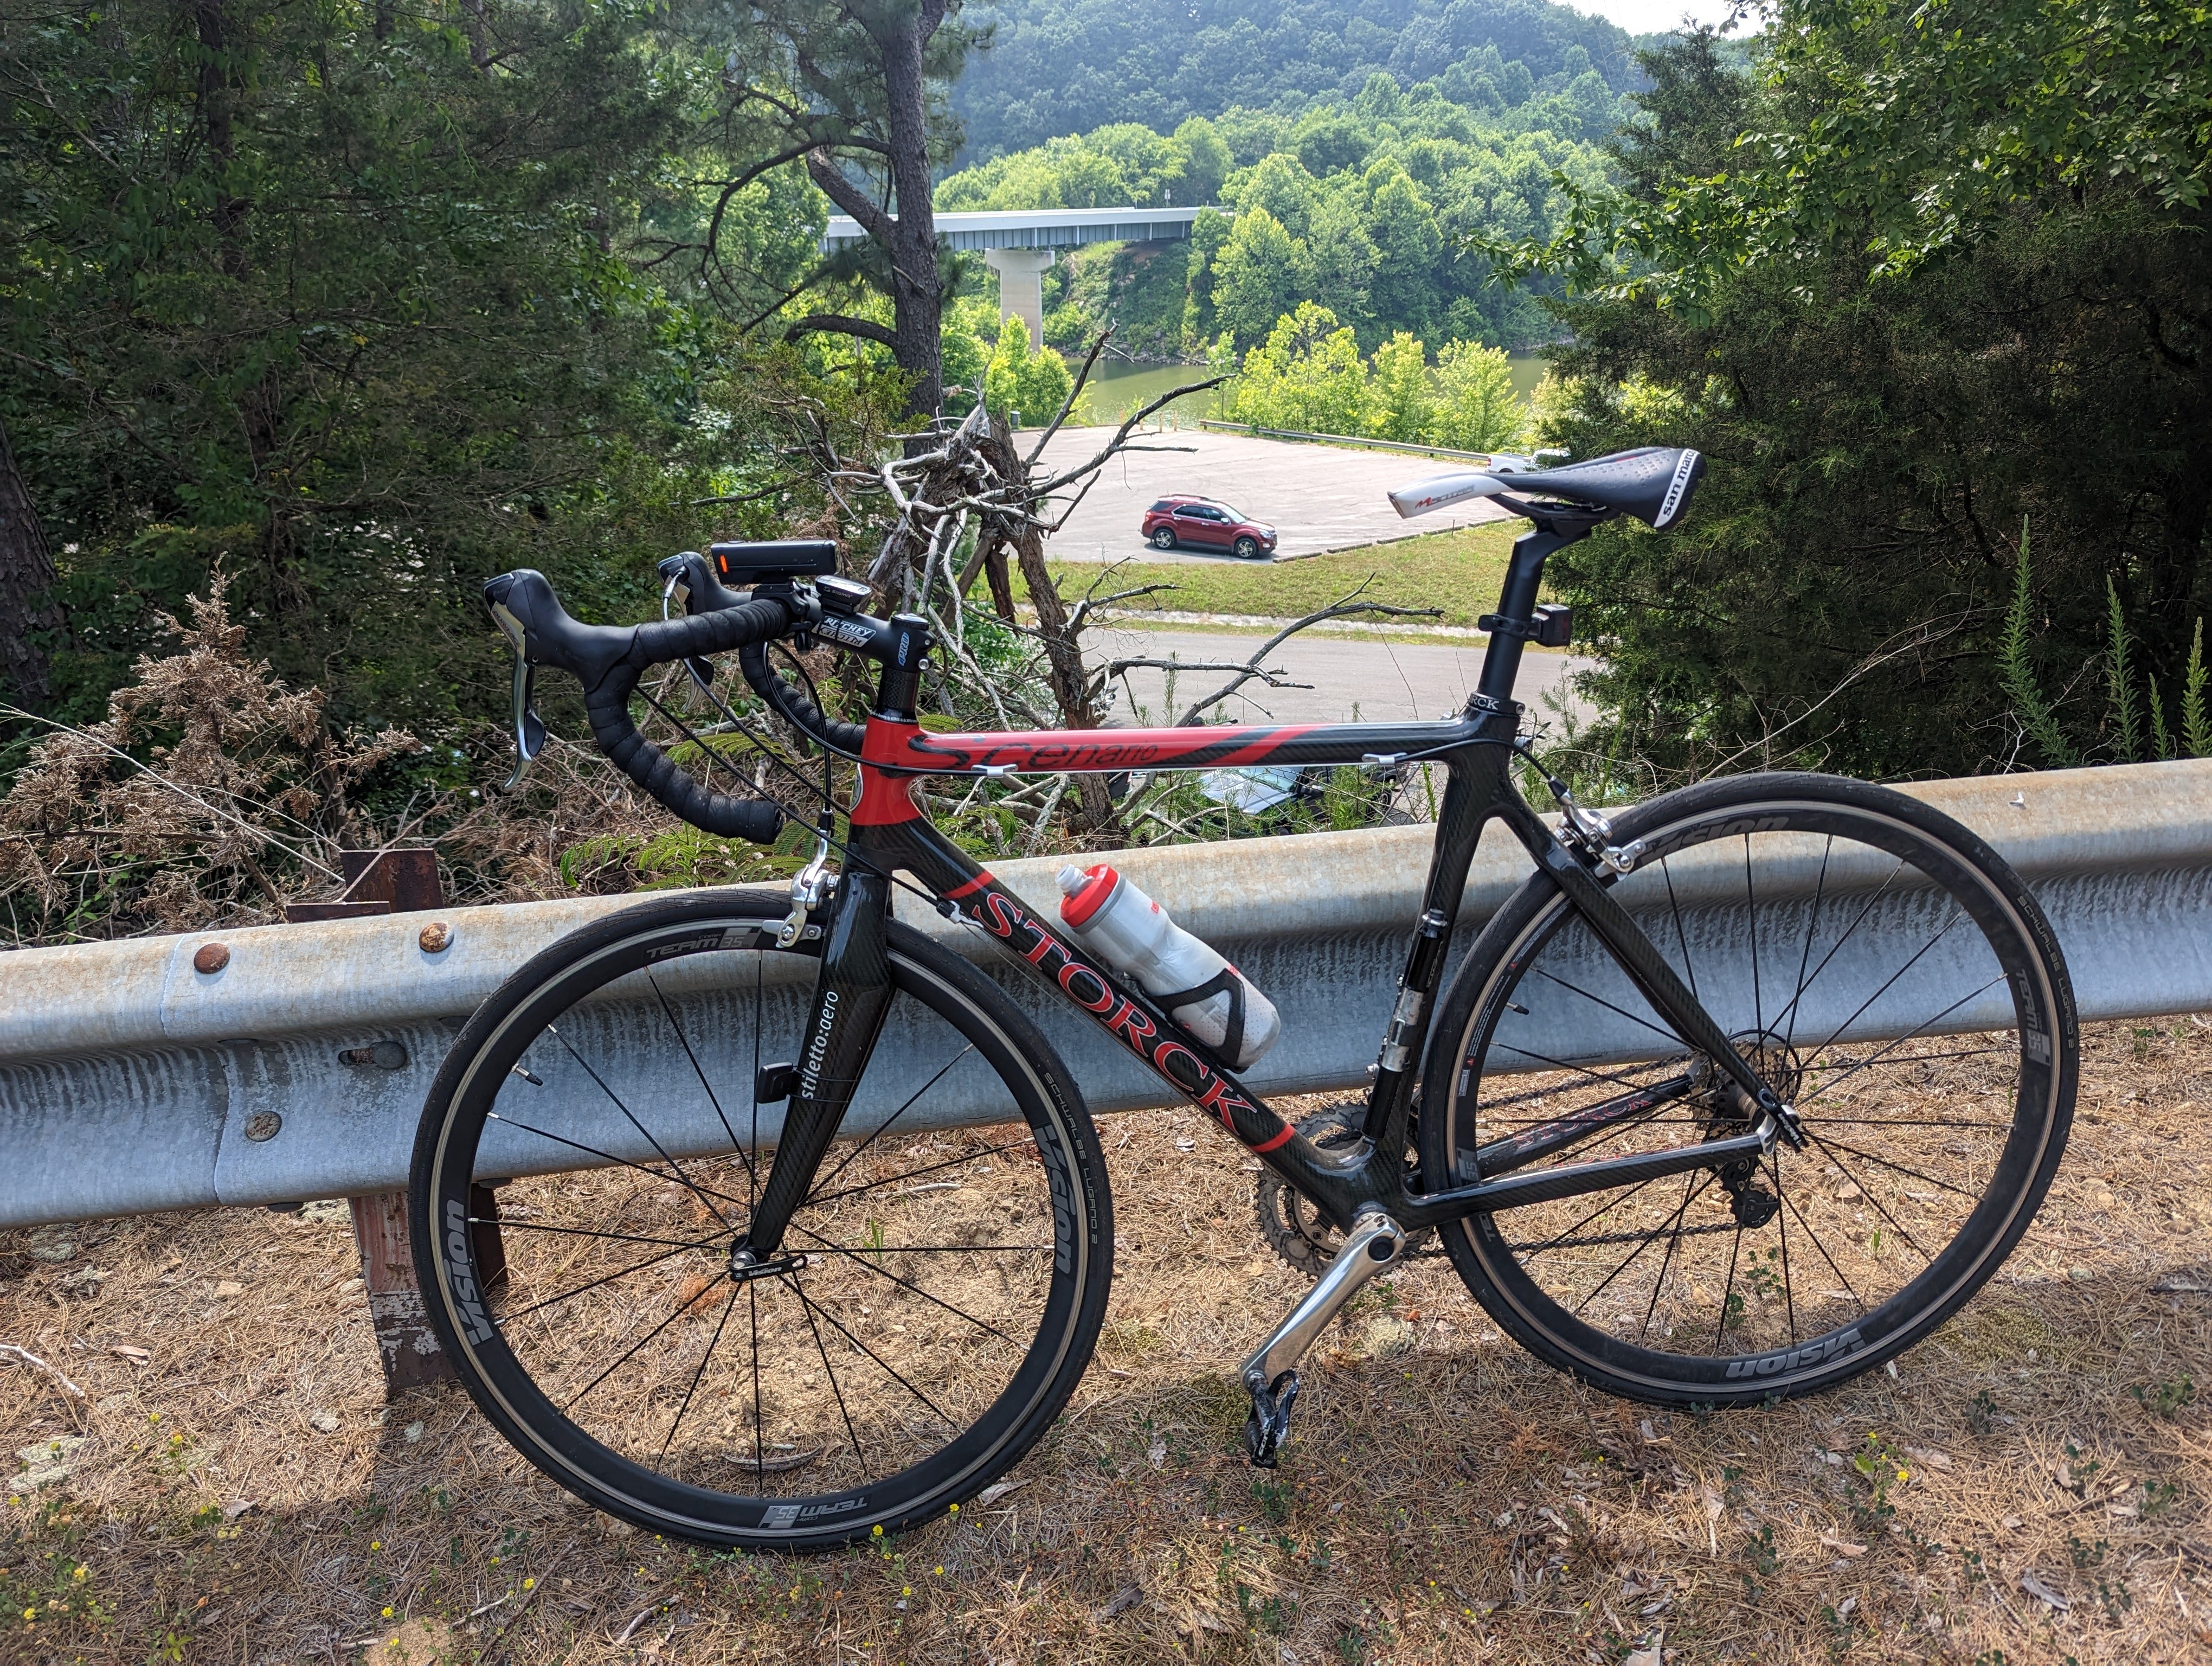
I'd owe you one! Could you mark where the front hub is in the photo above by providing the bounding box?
[728,1243,807,1282]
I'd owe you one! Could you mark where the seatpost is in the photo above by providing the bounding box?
[1473,529,1559,705]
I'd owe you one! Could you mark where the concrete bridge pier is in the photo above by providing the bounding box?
[985,247,1055,349]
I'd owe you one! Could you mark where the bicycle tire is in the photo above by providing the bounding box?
[410,890,1113,1549]
[1418,773,2076,1405]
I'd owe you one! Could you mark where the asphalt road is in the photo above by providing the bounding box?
[1082,626,1592,727]
[1032,426,1510,564]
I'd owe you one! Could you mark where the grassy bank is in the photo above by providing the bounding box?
[1023,521,1522,630]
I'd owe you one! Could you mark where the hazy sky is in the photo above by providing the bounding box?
[1570,0,1747,34]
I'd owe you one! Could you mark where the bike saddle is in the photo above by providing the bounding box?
[1390,445,1705,530]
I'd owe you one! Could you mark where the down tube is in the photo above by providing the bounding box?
[863,818,1302,1157]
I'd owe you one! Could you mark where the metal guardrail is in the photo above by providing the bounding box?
[4,762,2209,1232]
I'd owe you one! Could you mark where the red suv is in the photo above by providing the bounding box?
[1141,496,1277,559]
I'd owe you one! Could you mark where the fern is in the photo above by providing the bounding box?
[2185,618,2209,759]
[2149,680,2172,760]
[1998,524,2075,766]
[2105,575,2144,762]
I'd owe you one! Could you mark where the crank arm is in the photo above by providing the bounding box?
[1399,1120,1777,1230]
[1241,1211,1408,1395]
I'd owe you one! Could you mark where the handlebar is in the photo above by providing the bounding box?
[483,568,796,843]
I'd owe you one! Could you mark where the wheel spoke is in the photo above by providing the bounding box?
[1517,1172,1668,1261]
[790,1226,1025,1344]
[1810,1132,1938,1265]
[748,1281,765,1493]
[1639,1172,1709,1338]
[471,1217,721,1254]
[662,1280,741,1462]
[1661,855,1699,1005]
[1798,909,1973,1071]
[1762,855,1909,1041]
[1573,1170,1710,1317]
[493,1237,719,1330]
[546,1023,732,1228]
[485,1110,750,1216]
[1527,966,1683,1047]
[800,1137,1036,1212]
[1771,1148,1797,1344]
[1744,833,1762,1034]
[1810,1131,1979,1199]
[562,1278,712,1413]
[1776,1182,1866,1316]
[804,1042,979,1204]
[651,971,759,1197]
[784,1274,870,1482]
[1782,836,1833,1053]
[1794,977,2009,1109]
[786,1271,957,1432]
[1714,1224,1745,1353]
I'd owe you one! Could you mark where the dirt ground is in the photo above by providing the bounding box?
[5,1017,2210,1666]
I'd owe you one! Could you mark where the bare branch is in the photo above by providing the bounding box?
[1031,374,1231,495]
[1171,589,1444,726]
[1025,328,1114,465]
[786,313,899,349]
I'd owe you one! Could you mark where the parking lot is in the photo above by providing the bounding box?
[1032,426,1512,564]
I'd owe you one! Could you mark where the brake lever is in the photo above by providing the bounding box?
[659,558,718,696]
[501,656,548,793]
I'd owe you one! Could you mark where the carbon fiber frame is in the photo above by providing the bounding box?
[739,522,1788,1254]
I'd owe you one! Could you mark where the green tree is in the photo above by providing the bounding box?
[1181,209,1232,343]
[1229,303,1368,436]
[0,0,810,727]
[982,317,1073,425]
[1519,16,2212,777]
[1365,333,1434,443]
[725,0,984,416]
[1211,210,1310,348]
[1173,116,1232,204]
[1429,340,1523,451]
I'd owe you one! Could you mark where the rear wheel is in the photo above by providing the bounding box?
[1150,527,1178,549]
[1419,774,2075,1405]
[411,891,1113,1548]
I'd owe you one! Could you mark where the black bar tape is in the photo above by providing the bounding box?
[579,599,796,843]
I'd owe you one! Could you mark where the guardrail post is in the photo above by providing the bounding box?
[348,1191,450,1393]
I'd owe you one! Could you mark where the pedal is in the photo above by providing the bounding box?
[1243,1370,1300,1468]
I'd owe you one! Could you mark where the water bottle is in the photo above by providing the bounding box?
[1056,864,1282,1069]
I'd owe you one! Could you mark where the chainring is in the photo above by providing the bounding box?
[1255,1102,1436,1275]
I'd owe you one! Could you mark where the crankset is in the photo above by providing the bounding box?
[1256,1103,1436,1273]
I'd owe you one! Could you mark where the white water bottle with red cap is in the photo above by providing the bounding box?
[1056,864,1282,1069]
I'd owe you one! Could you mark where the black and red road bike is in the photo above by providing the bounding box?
[410,447,2076,1549]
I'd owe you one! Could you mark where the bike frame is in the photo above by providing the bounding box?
[742,524,1793,1258]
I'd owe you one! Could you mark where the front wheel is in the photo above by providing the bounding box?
[410,890,1113,1549]
[1419,773,2076,1406]
[1232,535,1262,560]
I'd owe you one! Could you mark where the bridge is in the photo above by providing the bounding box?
[822,204,1224,345]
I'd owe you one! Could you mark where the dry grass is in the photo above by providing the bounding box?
[5,1017,2211,1666]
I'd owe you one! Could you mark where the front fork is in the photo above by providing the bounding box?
[740,867,896,1259]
